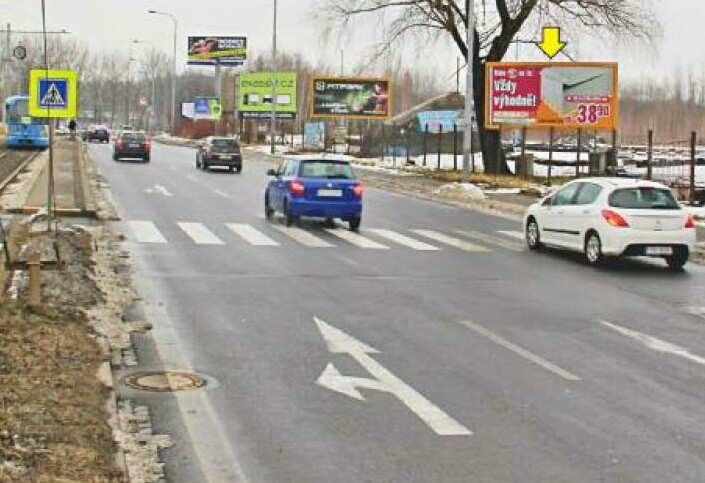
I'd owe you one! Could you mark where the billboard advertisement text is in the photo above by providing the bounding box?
[312,77,390,120]
[239,72,297,119]
[188,36,247,66]
[485,62,618,130]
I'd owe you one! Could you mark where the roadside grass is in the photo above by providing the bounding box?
[0,300,122,482]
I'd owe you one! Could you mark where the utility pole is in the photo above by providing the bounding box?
[462,0,475,183]
[270,0,278,154]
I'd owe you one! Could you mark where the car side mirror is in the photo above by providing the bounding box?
[542,196,553,207]
[266,168,278,177]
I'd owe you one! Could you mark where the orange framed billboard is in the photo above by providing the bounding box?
[311,77,391,120]
[485,62,618,130]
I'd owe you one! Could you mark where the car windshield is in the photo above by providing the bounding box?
[608,187,680,210]
[211,139,237,150]
[299,161,354,179]
[121,133,146,142]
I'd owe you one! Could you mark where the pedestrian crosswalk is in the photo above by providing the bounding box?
[125,220,526,254]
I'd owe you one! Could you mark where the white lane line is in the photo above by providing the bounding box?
[458,320,581,381]
[497,230,525,241]
[127,221,168,244]
[214,189,232,199]
[367,229,440,251]
[410,230,490,252]
[455,230,523,252]
[154,185,173,197]
[226,223,280,246]
[324,229,390,249]
[599,320,705,366]
[270,225,335,248]
[177,222,225,245]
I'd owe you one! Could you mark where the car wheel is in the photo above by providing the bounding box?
[112,154,118,161]
[144,157,150,163]
[236,166,242,174]
[265,192,275,221]
[324,218,335,228]
[284,200,297,227]
[349,216,361,232]
[526,217,542,250]
[203,163,209,171]
[666,248,688,271]
[229,166,235,173]
[584,231,604,266]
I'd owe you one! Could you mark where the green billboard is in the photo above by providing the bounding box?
[239,72,297,119]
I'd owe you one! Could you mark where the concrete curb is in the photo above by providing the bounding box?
[11,150,48,210]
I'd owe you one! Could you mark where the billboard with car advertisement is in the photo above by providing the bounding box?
[311,77,391,120]
[238,72,297,119]
[485,62,618,130]
[187,36,247,66]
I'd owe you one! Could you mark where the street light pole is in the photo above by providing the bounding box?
[148,10,177,135]
[462,0,475,183]
[270,0,278,155]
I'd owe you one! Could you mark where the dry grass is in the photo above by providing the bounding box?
[0,222,29,289]
[0,300,123,482]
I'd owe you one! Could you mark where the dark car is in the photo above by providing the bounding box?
[265,158,363,231]
[86,124,110,143]
[196,137,242,173]
[113,132,151,162]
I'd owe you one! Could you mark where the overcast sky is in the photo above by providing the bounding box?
[1,0,703,88]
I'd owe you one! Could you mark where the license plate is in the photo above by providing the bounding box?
[645,246,672,256]
[129,143,140,148]
[218,154,231,160]
[318,189,342,197]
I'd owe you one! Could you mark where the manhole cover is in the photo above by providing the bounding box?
[124,371,206,392]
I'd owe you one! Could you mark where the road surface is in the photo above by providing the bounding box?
[91,141,705,483]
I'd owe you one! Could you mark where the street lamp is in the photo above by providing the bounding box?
[148,9,177,135]
[462,0,475,182]
[270,0,278,155]
[126,57,137,126]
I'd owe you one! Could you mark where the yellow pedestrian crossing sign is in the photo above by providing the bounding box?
[29,69,77,118]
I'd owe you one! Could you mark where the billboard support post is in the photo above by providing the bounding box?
[646,129,653,180]
[437,125,443,170]
[453,124,458,171]
[611,128,617,174]
[423,124,428,167]
[548,127,554,186]
[462,0,474,183]
[576,128,582,178]
[270,0,278,154]
[520,126,527,178]
[690,131,696,206]
[214,61,221,135]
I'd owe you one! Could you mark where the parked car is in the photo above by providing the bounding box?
[524,178,696,270]
[86,124,110,143]
[196,137,243,173]
[265,158,363,231]
[113,131,151,162]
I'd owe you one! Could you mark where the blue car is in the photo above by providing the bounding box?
[265,158,363,231]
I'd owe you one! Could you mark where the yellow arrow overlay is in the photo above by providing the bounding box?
[537,26,566,59]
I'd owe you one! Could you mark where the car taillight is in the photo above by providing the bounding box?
[602,209,629,228]
[353,182,364,198]
[685,214,696,229]
[115,139,122,148]
[143,141,151,150]
[289,179,305,196]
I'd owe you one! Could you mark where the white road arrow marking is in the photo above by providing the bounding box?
[144,185,173,197]
[314,316,472,436]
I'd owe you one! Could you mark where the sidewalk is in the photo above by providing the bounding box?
[20,139,95,216]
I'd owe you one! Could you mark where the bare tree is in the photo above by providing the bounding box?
[320,0,657,173]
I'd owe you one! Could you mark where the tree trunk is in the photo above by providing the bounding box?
[473,56,511,175]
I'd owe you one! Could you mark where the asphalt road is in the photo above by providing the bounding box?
[90,141,705,483]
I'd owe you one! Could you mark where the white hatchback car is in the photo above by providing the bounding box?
[524,178,696,270]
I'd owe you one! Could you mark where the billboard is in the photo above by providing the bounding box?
[417,110,461,133]
[239,72,297,119]
[485,62,618,130]
[193,97,221,120]
[187,36,247,66]
[304,122,325,150]
[311,77,390,120]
